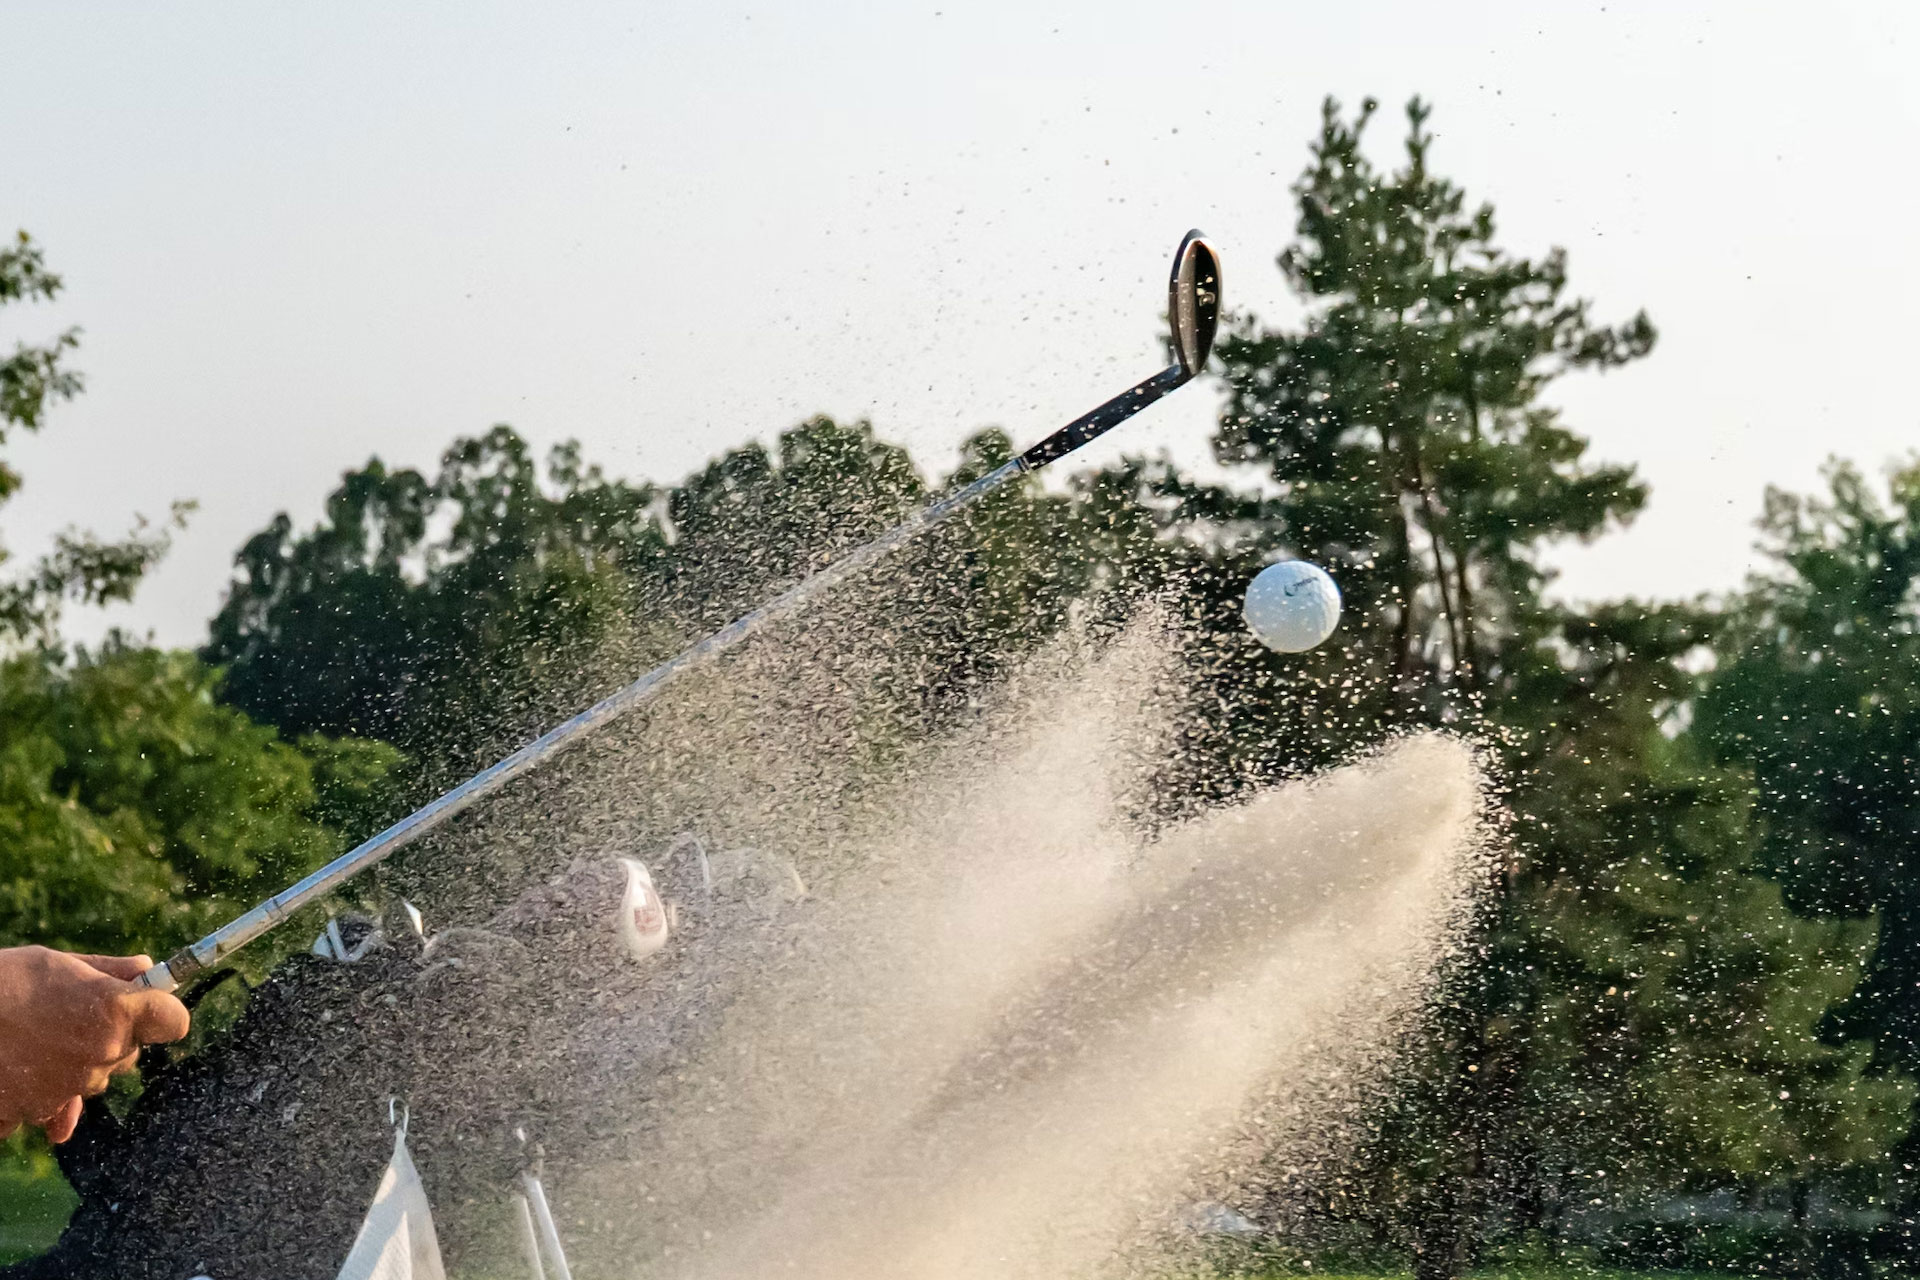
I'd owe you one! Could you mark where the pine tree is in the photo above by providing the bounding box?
[1213,96,1650,712]
[1698,459,1920,1254]
[1190,98,1904,1276]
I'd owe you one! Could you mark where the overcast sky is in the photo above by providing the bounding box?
[5,1,1916,647]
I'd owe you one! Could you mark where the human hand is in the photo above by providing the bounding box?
[0,947,191,1143]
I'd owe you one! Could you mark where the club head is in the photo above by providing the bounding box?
[1169,230,1221,379]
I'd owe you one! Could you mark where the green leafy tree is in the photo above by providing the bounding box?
[207,426,661,778]
[0,233,400,962]
[0,643,398,957]
[1698,459,1920,1248]
[1174,98,1904,1277]
[206,415,1099,783]
[0,232,178,646]
[1498,605,1908,1254]
[1212,96,1650,713]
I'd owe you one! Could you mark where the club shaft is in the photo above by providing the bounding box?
[512,1193,548,1280]
[1018,364,1185,470]
[139,363,1186,992]
[522,1174,574,1280]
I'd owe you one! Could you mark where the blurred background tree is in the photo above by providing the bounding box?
[1211,95,1650,715]
[0,231,399,962]
[1104,99,1906,1279]
[0,644,398,957]
[204,427,658,782]
[0,231,174,646]
[1698,459,1920,1260]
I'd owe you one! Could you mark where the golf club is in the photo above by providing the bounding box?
[138,229,1222,993]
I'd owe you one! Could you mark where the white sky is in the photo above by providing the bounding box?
[4,1,1916,648]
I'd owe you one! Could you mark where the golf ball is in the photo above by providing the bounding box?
[1243,559,1342,653]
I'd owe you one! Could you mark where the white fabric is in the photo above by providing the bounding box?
[335,1130,447,1280]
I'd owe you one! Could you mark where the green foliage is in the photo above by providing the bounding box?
[1180,98,1904,1270]
[1485,600,1909,1190]
[0,641,400,957]
[665,413,925,621]
[0,1131,77,1263]
[1509,692,1909,1189]
[1698,459,1920,932]
[0,231,82,442]
[1213,97,1650,703]
[1695,460,1920,1212]
[206,414,1118,789]
[206,426,658,776]
[0,234,402,970]
[0,231,180,647]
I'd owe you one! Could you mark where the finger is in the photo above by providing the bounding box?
[42,1097,82,1145]
[108,1048,140,1077]
[121,988,191,1045]
[75,954,153,980]
[82,1068,113,1098]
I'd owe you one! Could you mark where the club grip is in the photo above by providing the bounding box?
[136,961,179,993]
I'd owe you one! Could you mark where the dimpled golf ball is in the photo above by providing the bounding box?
[1243,559,1342,653]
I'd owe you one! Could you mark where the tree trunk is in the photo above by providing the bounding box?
[1389,501,1420,698]
[1790,1176,1815,1279]
[1383,427,1423,708]
[1411,1196,1464,1280]
[1410,441,1462,679]
[1455,365,1483,682]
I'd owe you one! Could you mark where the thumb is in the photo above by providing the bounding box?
[120,988,191,1046]
[42,1097,82,1145]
